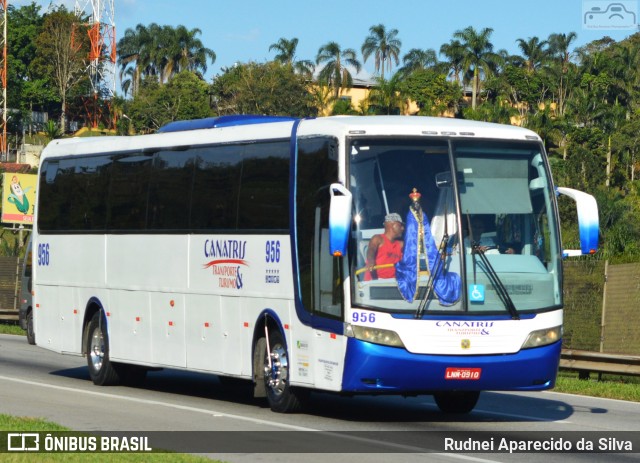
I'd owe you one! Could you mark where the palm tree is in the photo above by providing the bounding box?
[398,48,437,77]
[361,24,402,80]
[516,36,549,72]
[316,42,362,98]
[117,23,162,95]
[548,32,578,116]
[269,37,314,77]
[117,24,215,95]
[367,75,406,115]
[439,39,465,85]
[43,119,62,141]
[119,66,135,98]
[611,44,640,117]
[453,26,502,110]
[269,37,299,64]
[548,32,577,71]
[164,25,216,78]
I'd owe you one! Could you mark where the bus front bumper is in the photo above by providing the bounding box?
[342,337,561,393]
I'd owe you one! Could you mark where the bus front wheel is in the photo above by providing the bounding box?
[263,329,307,413]
[434,391,480,414]
[86,311,121,386]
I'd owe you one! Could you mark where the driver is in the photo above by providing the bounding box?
[364,213,405,280]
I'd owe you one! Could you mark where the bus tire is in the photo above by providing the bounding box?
[434,391,480,414]
[263,329,307,413]
[26,309,35,345]
[86,311,121,386]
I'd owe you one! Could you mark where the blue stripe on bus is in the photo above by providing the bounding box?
[342,337,561,393]
[157,115,297,133]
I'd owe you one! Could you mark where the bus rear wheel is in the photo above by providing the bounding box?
[86,311,121,386]
[26,310,35,345]
[434,391,480,414]
[263,329,307,413]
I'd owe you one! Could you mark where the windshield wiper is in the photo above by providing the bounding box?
[472,245,520,320]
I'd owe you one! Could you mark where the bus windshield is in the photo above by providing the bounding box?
[349,137,561,315]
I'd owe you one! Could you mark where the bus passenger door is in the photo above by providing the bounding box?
[295,137,345,391]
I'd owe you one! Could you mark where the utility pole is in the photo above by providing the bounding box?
[74,0,116,130]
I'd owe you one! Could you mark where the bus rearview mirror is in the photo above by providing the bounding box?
[329,183,352,257]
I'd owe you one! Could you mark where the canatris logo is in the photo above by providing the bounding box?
[203,239,248,289]
[435,320,494,336]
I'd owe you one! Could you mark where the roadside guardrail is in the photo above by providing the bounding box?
[560,349,640,378]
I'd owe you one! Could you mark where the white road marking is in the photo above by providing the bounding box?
[0,374,314,431]
[0,374,504,461]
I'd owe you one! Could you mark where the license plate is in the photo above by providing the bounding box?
[445,367,482,380]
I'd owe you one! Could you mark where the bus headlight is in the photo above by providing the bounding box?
[521,325,562,349]
[345,323,405,348]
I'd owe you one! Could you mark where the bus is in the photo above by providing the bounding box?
[32,115,598,413]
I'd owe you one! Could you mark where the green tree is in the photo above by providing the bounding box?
[269,37,298,64]
[7,3,46,108]
[117,23,215,95]
[439,39,465,85]
[316,42,362,98]
[398,69,462,116]
[128,71,210,133]
[211,61,317,117]
[125,76,162,132]
[462,101,515,124]
[453,26,502,110]
[268,37,314,77]
[564,127,608,190]
[547,32,578,116]
[163,25,216,79]
[361,24,402,80]
[117,23,158,96]
[32,6,90,132]
[43,119,62,141]
[397,48,437,78]
[498,65,552,124]
[6,3,58,137]
[367,75,406,115]
[590,186,640,261]
[331,98,359,115]
[612,116,640,183]
[309,82,335,116]
[515,36,549,72]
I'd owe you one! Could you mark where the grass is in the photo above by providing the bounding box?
[554,370,640,402]
[0,322,24,336]
[0,415,220,462]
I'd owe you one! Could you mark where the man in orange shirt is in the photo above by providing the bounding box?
[365,213,405,280]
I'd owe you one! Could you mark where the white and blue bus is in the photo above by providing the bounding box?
[32,115,598,413]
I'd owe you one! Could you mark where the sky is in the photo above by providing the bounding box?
[12,0,640,86]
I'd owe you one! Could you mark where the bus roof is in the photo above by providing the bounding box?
[40,116,542,161]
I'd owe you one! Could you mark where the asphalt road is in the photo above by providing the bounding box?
[1,333,639,462]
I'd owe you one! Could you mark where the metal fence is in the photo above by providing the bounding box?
[563,260,606,352]
[0,256,22,321]
[552,259,640,356]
